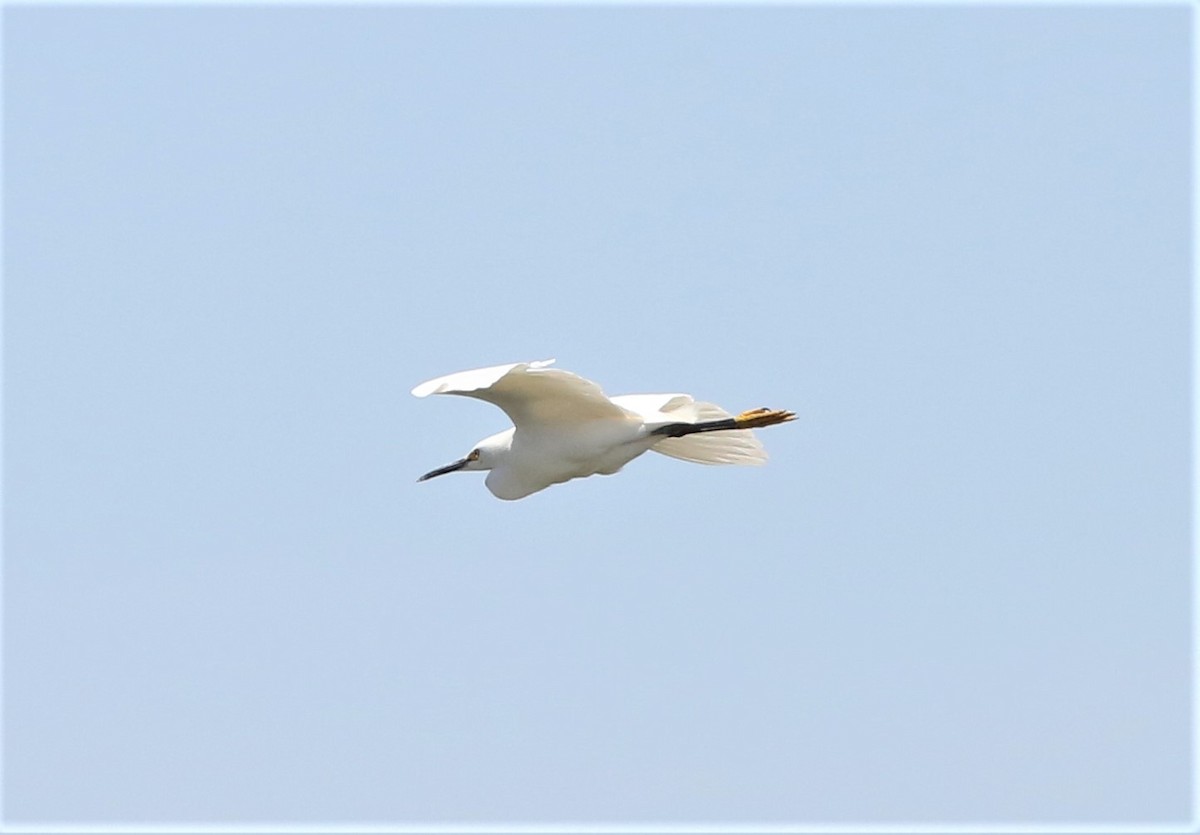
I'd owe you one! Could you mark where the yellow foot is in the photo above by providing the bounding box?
[733,407,797,429]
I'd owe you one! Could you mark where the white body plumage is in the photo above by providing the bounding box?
[412,359,793,500]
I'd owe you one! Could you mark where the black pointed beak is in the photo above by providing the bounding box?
[418,457,469,482]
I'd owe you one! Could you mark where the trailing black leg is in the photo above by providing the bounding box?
[651,408,795,439]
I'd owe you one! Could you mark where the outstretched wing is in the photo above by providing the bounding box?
[411,359,632,429]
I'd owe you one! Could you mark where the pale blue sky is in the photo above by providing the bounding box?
[3,3,1193,827]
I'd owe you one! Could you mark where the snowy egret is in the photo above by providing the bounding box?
[412,359,795,500]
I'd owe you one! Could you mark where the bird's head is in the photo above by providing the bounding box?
[417,429,512,482]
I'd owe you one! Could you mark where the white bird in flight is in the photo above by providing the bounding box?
[412,359,795,500]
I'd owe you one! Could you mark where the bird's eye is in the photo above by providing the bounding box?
[468,449,481,461]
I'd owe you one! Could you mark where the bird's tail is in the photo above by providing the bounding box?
[615,396,767,466]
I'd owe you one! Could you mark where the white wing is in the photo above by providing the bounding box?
[411,359,632,428]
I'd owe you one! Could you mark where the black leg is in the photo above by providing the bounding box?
[651,408,795,438]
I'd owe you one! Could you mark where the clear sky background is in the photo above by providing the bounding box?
[3,4,1193,828]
